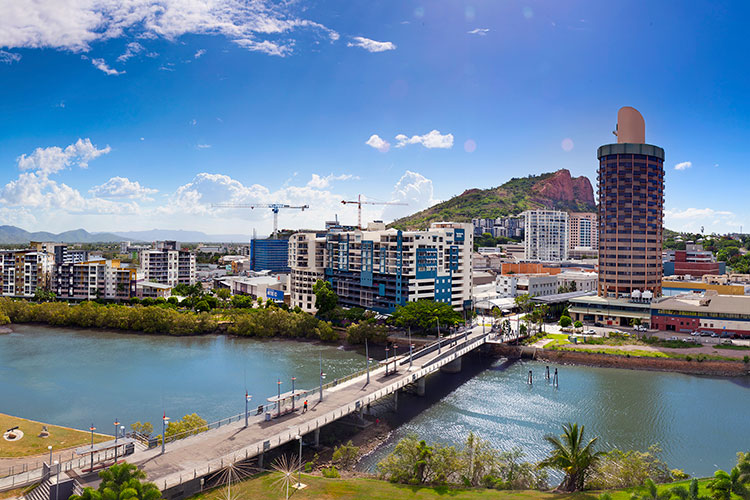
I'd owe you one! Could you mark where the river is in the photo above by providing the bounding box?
[1,326,748,478]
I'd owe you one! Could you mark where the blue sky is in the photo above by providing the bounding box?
[0,0,749,236]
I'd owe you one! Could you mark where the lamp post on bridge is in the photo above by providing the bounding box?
[408,327,413,370]
[113,419,120,463]
[277,379,282,418]
[384,345,390,376]
[291,377,296,411]
[436,316,441,354]
[48,445,52,466]
[393,344,398,374]
[319,353,325,403]
[89,424,96,471]
[161,414,169,455]
[365,337,370,384]
[245,392,252,428]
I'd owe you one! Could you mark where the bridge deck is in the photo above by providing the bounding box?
[128,325,490,491]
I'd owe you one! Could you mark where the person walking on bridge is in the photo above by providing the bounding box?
[303,399,308,413]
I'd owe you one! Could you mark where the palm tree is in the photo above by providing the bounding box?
[70,464,159,500]
[538,422,604,492]
[69,488,101,500]
[632,478,671,500]
[708,468,748,500]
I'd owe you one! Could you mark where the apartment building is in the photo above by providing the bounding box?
[521,210,569,261]
[568,213,598,251]
[55,259,136,301]
[289,221,473,314]
[663,243,725,277]
[140,241,196,287]
[0,249,55,297]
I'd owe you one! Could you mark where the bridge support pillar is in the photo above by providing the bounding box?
[393,389,398,412]
[314,428,320,448]
[440,356,462,374]
[416,377,426,397]
[258,451,264,470]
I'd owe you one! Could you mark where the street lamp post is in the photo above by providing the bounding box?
[384,345,390,376]
[291,377,296,411]
[54,460,60,500]
[277,379,282,418]
[436,317,441,354]
[113,419,119,463]
[48,445,52,467]
[392,344,398,373]
[161,414,169,455]
[365,337,370,384]
[295,434,302,488]
[408,327,413,370]
[89,424,96,471]
[245,392,252,428]
[319,352,324,402]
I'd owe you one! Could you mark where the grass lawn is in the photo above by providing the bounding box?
[188,473,716,500]
[0,413,110,458]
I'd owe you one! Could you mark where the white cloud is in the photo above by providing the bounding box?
[0,0,338,57]
[0,50,21,64]
[306,173,357,189]
[664,207,742,233]
[196,143,211,149]
[347,36,396,53]
[394,129,454,149]
[467,28,490,36]
[365,134,390,152]
[381,170,436,221]
[91,58,125,75]
[17,138,111,175]
[190,119,197,126]
[89,177,158,200]
[117,41,144,62]
[674,161,692,171]
[194,49,206,58]
[2,139,114,212]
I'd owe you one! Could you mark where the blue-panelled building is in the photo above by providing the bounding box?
[250,239,290,273]
[289,221,473,314]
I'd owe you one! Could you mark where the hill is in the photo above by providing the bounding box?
[114,229,252,243]
[0,226,128,244]
[389,169,597,230]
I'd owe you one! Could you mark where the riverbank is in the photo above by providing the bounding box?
[0,413,110,459]
[491,344,750,377]
[188,473,714,500]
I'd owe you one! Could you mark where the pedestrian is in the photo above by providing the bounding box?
[303,399,308,413]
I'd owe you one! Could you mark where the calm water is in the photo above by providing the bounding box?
[359,352,750,478]
[0,325,365,432]
[1,326,748,478]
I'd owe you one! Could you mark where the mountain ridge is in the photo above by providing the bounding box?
[389,169,597,230]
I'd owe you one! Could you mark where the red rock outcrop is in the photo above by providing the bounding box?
[532,169,595,207]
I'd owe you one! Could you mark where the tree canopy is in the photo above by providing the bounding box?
[390,300,463,334]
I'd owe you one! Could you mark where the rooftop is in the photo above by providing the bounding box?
[653,293,750,314]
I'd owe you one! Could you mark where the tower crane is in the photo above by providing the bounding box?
[212,203,309,238]
[341,195,408,229]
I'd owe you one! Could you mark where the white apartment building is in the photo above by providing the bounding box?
[289,221,473,314]
[522,209,569,261]
[568,212,598,251]
[0,250,55,297]
[55,259,136,301]
[140,241,196,287]
[556,271,598,293]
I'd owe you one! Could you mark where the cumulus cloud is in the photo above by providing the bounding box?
[0,50,21,64]
[365,134,390,152]
[89,177,158,200]
[117,41,144,62]
[467,28,490,35]
[2,139,114,212]
[664,207,741,233]
[394,130,454,149]
[674,161,692,171]
[306,173,357,189]
[194,49,206,58]
[347,36,396,52]
[91,58,125,75]
[0,0,338,57]
[381,170,436,221]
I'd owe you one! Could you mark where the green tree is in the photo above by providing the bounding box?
[332,440,360,469]
[313,280,338,318]
[708,467,748,500]
[559,315,572,328]
[71,463,160,500]
[574,320,583,329]
[194,300,211,312]
[130,421,153,437]
[390,300,462,334]
[346,320,388,345]
[215,288,231,301]
[538,422,604,492]
[671,478,711,500]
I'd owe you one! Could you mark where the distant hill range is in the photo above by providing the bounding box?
[0,226,128,244]
[389,169,597,230]
[113,229,252,243]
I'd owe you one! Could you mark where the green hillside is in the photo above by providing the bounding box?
[390,170,597,230]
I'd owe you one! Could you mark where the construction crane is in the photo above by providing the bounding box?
[341,195,408,229]
[212,203,309,238]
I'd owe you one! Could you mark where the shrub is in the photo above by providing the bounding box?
[321,466,340,478]
[332,440,360,469]
[559,316,572,328]
[573,320,583,329]
[744,355,749,364]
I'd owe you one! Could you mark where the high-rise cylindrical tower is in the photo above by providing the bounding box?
[597,107,664,298]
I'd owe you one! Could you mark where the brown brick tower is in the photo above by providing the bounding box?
[597,107,664,298]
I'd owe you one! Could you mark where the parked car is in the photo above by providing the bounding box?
[585,329,596,335]
[690,331,700,336]
[710,333,719,338]
[667,336,679,341]
[593,322,603,327]
[699,331,711,337]
[721,339,733,345]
